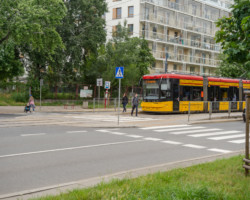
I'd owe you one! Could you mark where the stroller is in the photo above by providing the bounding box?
[24,104,31,113]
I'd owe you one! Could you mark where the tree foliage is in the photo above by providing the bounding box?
[215,0,250,78]
[85,23,155,89]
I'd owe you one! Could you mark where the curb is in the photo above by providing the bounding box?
[0,150,244,200]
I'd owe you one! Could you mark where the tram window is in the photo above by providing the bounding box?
[228,87,238,101]
[160,79,172,100]
[221,88,228,101]
[180,86,191,101]
[192,87,202,101]
[143,80,159,101]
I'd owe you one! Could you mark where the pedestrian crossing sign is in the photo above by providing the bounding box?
[115,67,124,79]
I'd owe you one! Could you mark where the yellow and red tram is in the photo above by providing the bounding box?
[141,73,250,113]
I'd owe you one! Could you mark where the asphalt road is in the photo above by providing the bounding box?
[0,120,246,197]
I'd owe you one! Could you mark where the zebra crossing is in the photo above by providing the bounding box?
[71,115,157,122]
[140,124,247,144]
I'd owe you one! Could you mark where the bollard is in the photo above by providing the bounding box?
[209,102,212,120]
[188,102,191,122]
[228,101,231,118]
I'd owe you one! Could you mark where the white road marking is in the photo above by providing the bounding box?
[144,137,163,141]
[154,126,205,132]
[126,135,143,138]
[73,116,156,122]
[208,134,245,140]
[229,139,246,144]
[21,133,46,137]
[208,148,232,153]
[96,129,120,133]
[183,144,206,149]
[0,140,145,159]
[189,131,241,137]
[109,132,126,135]
[161,140,182,145]
[171,128,221,135]
[140,125,190,130]
[66,131,87,133]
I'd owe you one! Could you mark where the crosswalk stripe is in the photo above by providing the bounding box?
[171,128,221,135]
[183,144,206,149]
[189,131,241,137]
[21,133,46,137]
[208,134,245,140]
[229,139,245,144]
[126,135,143,138]
[154,126,205,132]
[140,125,190,130]
[109,132,126,135]
[208,148,232,153]
[66,131,87,133]
[144,137,163,141]
[161,140,182,145]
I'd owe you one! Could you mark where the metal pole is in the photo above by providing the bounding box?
[228,101,231,118]
[118,79,121,125]
[93,98,95,112]
[209,102,212,120]
[245,94,250,176]
[188,102,190,122]
[40,83,42,111]
[98,86,100,100]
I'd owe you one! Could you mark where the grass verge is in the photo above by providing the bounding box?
[31,155,249,200]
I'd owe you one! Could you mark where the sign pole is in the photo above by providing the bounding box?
[118,79,121,125]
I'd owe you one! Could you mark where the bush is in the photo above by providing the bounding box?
[11,92,29,103]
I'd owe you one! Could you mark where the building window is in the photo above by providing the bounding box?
[128,6,134,17]
[190,66,195,73]
[173,64,177,71]
[128,24,133,35]
[112,26,117,37]
[113,7,122,19]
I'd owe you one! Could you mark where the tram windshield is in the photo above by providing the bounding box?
[143,79,159,101]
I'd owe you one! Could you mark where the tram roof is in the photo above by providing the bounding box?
[143,73,203,81]
[143,73,242,83]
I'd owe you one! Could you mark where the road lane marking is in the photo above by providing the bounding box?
[154,126,205,132]
[66,131,87,133]
[208,148,232,153]
[171,128,221,135]
[96,129,120,133]
[161,140,182,145]
[140,125,190,130]
[0,140,145,159]
[189,131,241,137]
[109,132,126,135]
[183,144,206,149]
[208,134,245,140]
[144,137,163,141]
[229,139,248,144]
[126,135,143,138]
[21,133,46,137]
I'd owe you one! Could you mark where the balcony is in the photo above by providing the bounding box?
[140,30,221,52]
[141,13,214,36]
[152,50,220,67]
[141,0,221,22]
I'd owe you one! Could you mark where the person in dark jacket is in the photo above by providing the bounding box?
[122,93,128,112]
[131,93,139,116]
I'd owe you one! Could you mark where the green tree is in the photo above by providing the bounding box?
[215,0,250,78]
[52,0,107,85]
[85,23,155,92]
[0,40,24,80]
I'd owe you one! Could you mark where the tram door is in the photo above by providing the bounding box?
[173,79,179,111]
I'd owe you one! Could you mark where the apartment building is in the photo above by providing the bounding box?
[105,0,233,76]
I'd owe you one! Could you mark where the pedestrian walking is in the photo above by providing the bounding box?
[122,93,128,112]
[29,95,36,112]
[131,93,139,116]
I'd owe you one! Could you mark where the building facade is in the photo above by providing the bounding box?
[105,0,233,76]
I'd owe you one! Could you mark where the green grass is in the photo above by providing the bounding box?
[30,155,249,200]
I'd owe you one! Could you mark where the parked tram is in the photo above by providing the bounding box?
[141,73,250,113]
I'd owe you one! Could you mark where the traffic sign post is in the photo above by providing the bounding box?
[104,81,111,109]
[96,78,103,100]
[40,79,43,111]
[115,67,124,125]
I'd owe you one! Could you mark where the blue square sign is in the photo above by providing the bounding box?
[115,67,124,79]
